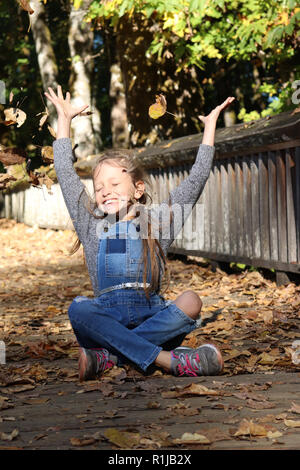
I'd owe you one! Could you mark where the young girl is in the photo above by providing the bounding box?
[45,85,234,381]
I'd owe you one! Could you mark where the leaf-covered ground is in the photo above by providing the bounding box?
[1,218,300,450]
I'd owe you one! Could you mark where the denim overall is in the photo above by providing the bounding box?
[68,220,197,372]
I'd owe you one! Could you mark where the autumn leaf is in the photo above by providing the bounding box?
[3,108,27,128]
[148,94,176,120]
[162,383,220,398]
[173,432,211,445]
[284,419,300,428]
[234,419,268,437]
[149,94,167,119]
[103,428,140,449]
[18,0,34,14]
[0,429,19,442]
[39,113,49,130]
[70,437,96,447]
[289,402,300,414]
[0,147,27,166]
[47,125,57,138]
[0,174,16,190]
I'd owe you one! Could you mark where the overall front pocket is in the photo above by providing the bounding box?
[105,237,128,277]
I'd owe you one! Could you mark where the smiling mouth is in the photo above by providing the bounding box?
[102,199,118,206]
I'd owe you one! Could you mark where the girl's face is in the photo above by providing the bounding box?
[94,161,144,216]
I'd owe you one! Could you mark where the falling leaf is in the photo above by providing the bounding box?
[41,146,54,164]
[0,174,16,190]
[149,94,169,119]
[3,108,27,128]
[173,432,211,445]
[0,147,27,166]
[39,113,48,129]
[18,0,34,14]
[37,173,54,190]
[47,125,56,138]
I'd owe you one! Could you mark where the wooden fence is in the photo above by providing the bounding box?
[1,110,300,280]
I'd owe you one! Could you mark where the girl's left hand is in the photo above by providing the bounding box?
[198,97,235,125]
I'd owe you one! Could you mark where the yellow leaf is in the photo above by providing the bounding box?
[149,94,167,119]
[104,428,139,449]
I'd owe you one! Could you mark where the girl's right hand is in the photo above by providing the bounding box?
[44,85,89,120]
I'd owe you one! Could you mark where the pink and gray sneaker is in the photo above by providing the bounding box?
[78,347,117,382]
[170,343,224,377]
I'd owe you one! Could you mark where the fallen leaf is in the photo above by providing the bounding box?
[289,402,300,414]
[162,383,219,398]
[284,419,300,428]
[0,429,19,441]
[234,419,268,437]
[147,401,161,409]
[103,428,139,449]
[267,431,283,439]
[173,432,211,445]
[70,437,96,447]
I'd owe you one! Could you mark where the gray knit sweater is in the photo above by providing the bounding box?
[53,138,215,297]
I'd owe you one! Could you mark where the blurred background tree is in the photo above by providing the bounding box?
[0,0,299,158]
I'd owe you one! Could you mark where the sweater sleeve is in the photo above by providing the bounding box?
[150,143,215,252]
[52,137,94,242]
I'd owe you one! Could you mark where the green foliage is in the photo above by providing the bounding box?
[86,0,299,124]
[87,0,299,70]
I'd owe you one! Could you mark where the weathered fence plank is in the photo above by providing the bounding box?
[1,110,300,275]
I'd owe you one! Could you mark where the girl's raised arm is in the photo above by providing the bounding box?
[150,97,235,252]
[45,86,94,242]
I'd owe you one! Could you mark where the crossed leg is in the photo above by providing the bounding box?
[154,290,202,371]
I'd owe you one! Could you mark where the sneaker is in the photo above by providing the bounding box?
[78,347,116,382]
[170,343,224,377]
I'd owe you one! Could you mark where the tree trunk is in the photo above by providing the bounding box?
[68,0,102,158]
[116,15,204,147]
[30,0,58,130]
[110,61,129,148]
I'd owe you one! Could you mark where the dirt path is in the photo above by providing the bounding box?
[1,218,300,450]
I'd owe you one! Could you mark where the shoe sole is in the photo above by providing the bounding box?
[78,347,89,382]
[202,342,224,374]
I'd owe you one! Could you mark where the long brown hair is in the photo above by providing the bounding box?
[70,149,173,300]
